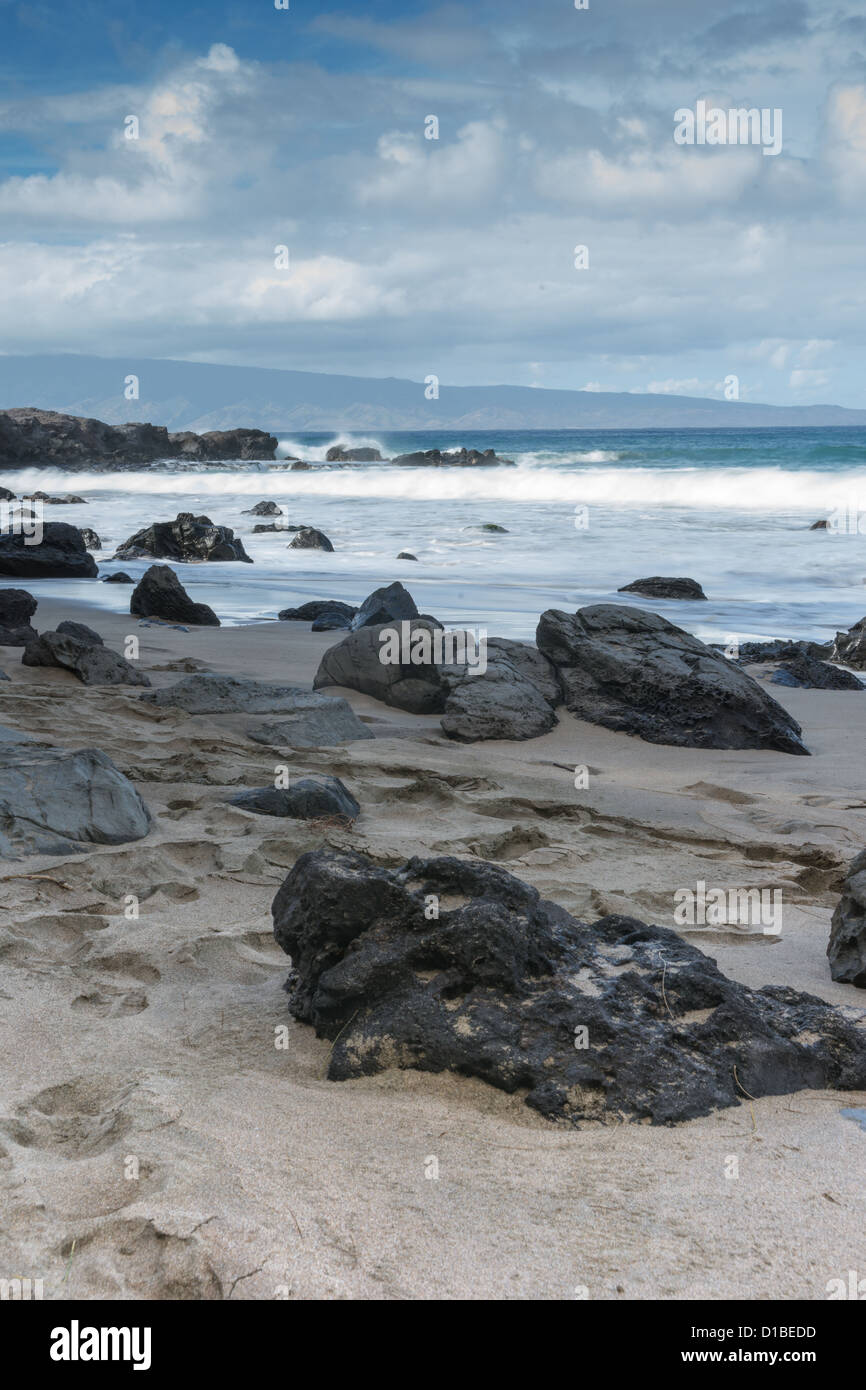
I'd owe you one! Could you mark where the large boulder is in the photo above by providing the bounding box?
[166,429,277,461]
[0,743,151,857]
[314,619,447,714]
[140,674,372,748]
[130,565,220,627]
[116,513,251,564]
[272,849,866,1125]
[22,630,150,687]
[440,639,561,743]
[288,527,333,552]
[351,581,418,630]
[230,777,359,821]
[829,851,866,987]
[0,522,98,579]
[832,617,866,669]
[536,604,808,754]
[0,588,38,646]
[618,577,707,601]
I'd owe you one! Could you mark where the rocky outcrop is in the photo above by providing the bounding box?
[130,565,220,627]
[771,654,864,690]
[536,604,808,754]
[0,522,98,579]
[288,527,333,552]
[390,448,514,467]
[230,777,359,821]
[326,446,382,462]
[832,617,866,669]
[0,409,276,469]
[116,513,251,563]
[22,629,150,687]
[618,577,707,601]
[829,851,866,988]
[272,848,866,1124]
[0,588,38,646]
[0,741,151,857]
[140,674,372,748]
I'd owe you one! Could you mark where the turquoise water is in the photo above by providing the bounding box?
[4,426,866,642]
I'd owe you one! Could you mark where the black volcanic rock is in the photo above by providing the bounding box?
[288,527,333,552]
[618,576,707,601]
[243,500,282,516]
[832,616,866,670]
[351,581,418,630]
[391,448,514,467]
[829,850,866,988]
[278,600,358,624]
[536,604,808,754]
[23,630,150,687]
[230,776,359,821]
[314,619,447,714]
[80,528,101,551]
[0,588,38,646]
[102,571,134,584]
[0,409,276,470]
[326,446,382,462]
[771,654,864,690]
[272,848,866,1125]
[56,620,103,646]
[0,522,98,579]
[166,429,277,461]
[116,513,252,563]
[130,564,220,627]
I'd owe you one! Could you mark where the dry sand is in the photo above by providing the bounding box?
[1,598,865,1299]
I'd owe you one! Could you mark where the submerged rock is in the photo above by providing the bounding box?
[829,851,866,988]
[230,777,359,821]
[536,604,809,754]
[288,527,334,552]
[130,565,220,627]
[618,576,707,601]
[0,522,97,579]
[0,743,151,857]
[116,513,251,564]
[243,500,282,516]
[272,849,866,1125]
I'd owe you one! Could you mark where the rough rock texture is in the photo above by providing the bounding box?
[0,522,98,579]
[272,849,866,1125]
[311,610,354,632]
[230,777,359,821]
[771,654,864,690]
[440,639,562,743]
[80,528,101,551]
[116,513,251,563]
[288,527,334,552]
[130,565,220,627]
[140,674,373,747]
[0,588,38,646]
[536,604,808,755]
[326,446,382,462]
[55,620,103,646]
[832,617,866,670]
[390,448,514,467]
[735,639,833,663]
[351,581,418,630]
[314,619,448,714]
[618,577,707,601]
[828,851,866,988]
[0,409,276,469]
[22,630,150,687]
[0,743,151,857]
[243,500,282,516]
[278,600,358,624]
[251,523,288,533]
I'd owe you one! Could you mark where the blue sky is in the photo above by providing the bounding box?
[0,0,865,405]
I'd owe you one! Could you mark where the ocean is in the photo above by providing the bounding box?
[5,426,866,645]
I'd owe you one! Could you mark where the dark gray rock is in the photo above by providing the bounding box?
[314,619,447,714]
[770,654,864,690]
[735,639,833,663]
[397,552,418,561]
[243,500,282,516]
[140,674,372,746]
[0,588,38,646]
[440,639,562,743]
[618,577,707,601]
[130,565,220,627]
[391,448,514,468]
[165,428,278,461]
[116,513,251,563]
[278,600,357,623]
[80,528,101,550]
[0,410,276,470]
[289,527,333,552]
[351,581,418,630]
[102,571,134,584]
[0,743,151,857]
[252,523,288,533]
[829,850,866,988]
[0,486,15,502]
[230,776,359,821]
[0,522,98,579]
[273,848,866,1124]
[832,617,866,670]
[536,604,808,755]
[56,620,103,646]
[311,610,353,632]
[326,446,382,462]
[22,630,150,687]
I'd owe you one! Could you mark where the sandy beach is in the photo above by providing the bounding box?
[1,596,864,1300]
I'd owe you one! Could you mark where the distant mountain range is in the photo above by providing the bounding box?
[1,354,864,432]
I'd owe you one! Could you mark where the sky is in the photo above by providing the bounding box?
[0,0,865,405]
